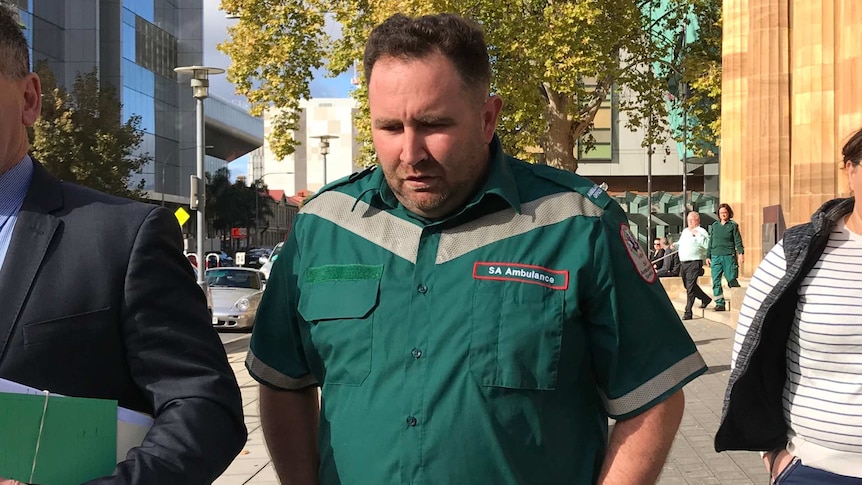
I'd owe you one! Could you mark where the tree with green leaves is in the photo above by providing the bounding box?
[29,62,149,199]
[221,0,718,172]
[206,167,274,243]
[680,0,721,157]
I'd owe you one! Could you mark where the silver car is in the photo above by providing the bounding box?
[206,267,265,331]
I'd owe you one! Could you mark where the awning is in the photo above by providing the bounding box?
[652,212,685,227]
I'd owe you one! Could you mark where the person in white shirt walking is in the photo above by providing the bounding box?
[676,211,711,320]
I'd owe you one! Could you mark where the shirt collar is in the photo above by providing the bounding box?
[0,155,33,216]
[366,135,522,219]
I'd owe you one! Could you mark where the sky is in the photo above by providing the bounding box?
[202,1,355,181]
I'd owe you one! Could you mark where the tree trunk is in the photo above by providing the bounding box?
[541,85,578,172]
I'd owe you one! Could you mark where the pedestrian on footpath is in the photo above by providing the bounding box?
[676,211,712,319]
[705,203,745,312]
[651,237,667,271]
[716,127,862,484]
[0,6,246,483]
[656,237,681,278]
[246,12,706,485]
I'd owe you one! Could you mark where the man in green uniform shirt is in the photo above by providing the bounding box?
[247,13,707,485]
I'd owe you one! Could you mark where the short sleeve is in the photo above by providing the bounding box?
[246,229,317,389]
[583,205,707,420]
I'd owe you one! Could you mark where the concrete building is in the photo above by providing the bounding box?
[721,0,862,275]
[254,98,360,196]
[7,0,261,211]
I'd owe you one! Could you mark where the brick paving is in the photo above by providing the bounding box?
[214,306,766,484]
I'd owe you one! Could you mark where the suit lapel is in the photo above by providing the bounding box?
[0,162,62,360]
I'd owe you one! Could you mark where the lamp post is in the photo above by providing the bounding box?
[174,65,224,290]
[310,135,339,185]
[160,145,212,206]
[647,138,653,242]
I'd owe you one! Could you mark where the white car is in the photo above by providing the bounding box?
[259,241,284,281]
[206,267,265,331]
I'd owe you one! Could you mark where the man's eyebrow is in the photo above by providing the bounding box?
[372,118,402,128]
[414,114,455,124]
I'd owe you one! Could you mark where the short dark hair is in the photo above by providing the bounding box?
[363,13,491,96]
[842,127,862,167]
[718,203,734,219]
[0,6,29,80]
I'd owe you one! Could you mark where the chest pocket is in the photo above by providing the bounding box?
[469,280,565,390]
[298,264,382,386]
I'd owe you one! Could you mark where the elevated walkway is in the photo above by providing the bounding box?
[659,267,748,330]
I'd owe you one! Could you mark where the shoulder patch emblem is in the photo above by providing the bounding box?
[587,184,604,199]
[619,224,657,284]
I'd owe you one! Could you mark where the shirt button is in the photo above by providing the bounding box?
[411,348,422,359]
[417,284,427,294]
[406,416,418,427]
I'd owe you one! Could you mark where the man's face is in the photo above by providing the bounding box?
[718,207,730,221]
[687,212,700,229]
[0,71,41,175]
[368,52,502,219]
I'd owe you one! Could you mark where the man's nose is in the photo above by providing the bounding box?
[400,129,427,166]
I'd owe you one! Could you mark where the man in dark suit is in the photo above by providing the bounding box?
[0,8,245,484]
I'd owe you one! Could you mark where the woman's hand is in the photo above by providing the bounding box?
[763,449,794,482]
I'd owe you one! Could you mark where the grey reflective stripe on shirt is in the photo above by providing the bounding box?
[246,351,318,389]
[436,191,605,264]
[601,351,706,417]
[301,191,423,264]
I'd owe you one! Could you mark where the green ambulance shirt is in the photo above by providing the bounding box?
[247,137,706,485]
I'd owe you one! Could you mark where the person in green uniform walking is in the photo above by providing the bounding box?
[246,12,706,485]
[706,203,745,311]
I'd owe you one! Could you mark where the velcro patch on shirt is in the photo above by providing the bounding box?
[620,224,657,283]
[473,262,569,290]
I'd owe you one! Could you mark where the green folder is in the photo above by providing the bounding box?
[0,392,117,485]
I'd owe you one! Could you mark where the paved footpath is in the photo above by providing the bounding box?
[214,312,765,485]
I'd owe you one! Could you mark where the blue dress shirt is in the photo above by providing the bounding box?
[0,155,34,272]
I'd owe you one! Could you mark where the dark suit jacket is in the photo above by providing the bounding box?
[0,161,246,483]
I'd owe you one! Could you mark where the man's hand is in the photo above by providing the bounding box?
[0,478,26,484]
[737,254,745,265]
[763,449,794,481]
[705,258,711,267]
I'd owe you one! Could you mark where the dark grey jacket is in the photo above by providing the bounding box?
[0,161,247,483]
[714,197,855,452]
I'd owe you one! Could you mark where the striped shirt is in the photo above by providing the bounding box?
[732,218,862,476]
[0,155,33,274]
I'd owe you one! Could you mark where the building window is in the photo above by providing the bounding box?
[135,15,177,80]
[577,82,614,162]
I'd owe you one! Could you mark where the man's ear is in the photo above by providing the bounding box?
[21,73,42,127]
[480,94,503,144]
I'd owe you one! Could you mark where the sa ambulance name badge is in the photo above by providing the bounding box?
[620,224,657,283]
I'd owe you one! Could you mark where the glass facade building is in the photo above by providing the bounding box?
[5,0,238,204]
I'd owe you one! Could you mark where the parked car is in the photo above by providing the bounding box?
[259,241,284,281]
[206,267,265,331]
[243,247,271,269]
[191,266,213,316]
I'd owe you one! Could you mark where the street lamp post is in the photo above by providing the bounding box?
[174,65,224,290]
[311,135,339,185]
[159,145,212,207]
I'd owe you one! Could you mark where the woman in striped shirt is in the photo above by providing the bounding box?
[716,127,862,484]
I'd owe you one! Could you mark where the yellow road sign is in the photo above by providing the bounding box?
[174,207,190,227]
